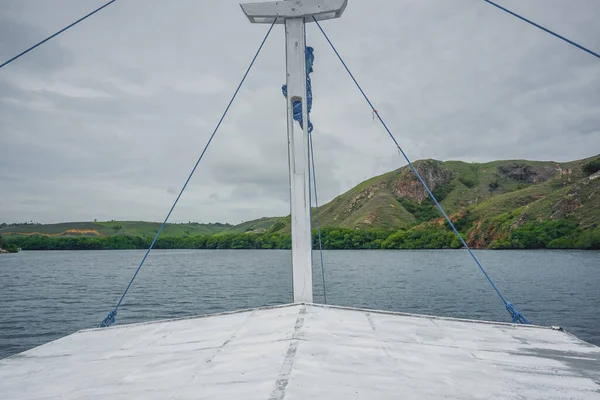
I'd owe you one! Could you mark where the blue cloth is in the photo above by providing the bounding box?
[282,46,314,133]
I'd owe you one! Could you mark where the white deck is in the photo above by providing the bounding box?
[1,304,599,399]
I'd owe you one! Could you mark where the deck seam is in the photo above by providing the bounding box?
[69,303,600,351]
[268,305,306,400]
[205,309,258,365]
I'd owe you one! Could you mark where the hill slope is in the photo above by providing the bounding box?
[3,154,599,249]
[263,153,600,247]
[0,221,233,238]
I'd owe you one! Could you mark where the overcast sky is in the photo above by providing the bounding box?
[1,0,599,225]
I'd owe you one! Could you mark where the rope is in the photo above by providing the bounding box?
[482,0,600,60]
[313,16,530,325]
[99,19,277,328]
[308,131,327,304]
[0,0,119,70]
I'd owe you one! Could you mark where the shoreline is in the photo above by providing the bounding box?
[8,247,599,252]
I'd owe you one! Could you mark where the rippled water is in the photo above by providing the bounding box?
[1,249,599,358]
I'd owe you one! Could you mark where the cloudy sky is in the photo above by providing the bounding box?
[1,0,599,225]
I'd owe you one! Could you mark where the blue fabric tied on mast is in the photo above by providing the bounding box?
[282,46,314,133]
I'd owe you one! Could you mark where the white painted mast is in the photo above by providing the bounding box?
[240,0,347,303]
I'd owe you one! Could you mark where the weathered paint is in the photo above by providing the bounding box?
[241,0,347,304]
[1,304,599,399]
[240,0,347,24]
[285,16,313,303]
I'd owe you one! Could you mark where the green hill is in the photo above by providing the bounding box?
[3,153,599,250]
[224,217,284,234]
[0,221,233,238]
[259,153,600,248]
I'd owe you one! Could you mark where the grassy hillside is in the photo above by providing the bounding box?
[0,221,232,238]
[4,153,599,249]
[262,153,600,248]
[224,217,284,234]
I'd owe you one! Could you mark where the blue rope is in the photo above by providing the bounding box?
[308,131,327,304]
[313,17,530,325]
[99,19,277,328]
[482,0,600,60]
[0,0,119,70]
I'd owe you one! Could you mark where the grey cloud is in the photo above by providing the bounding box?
[0,15,73,73]
[1,0,599,224]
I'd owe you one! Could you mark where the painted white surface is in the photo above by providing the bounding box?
[284,17,313,303]
[1,304,599,399]
[240,0,347,24]
[241,0,348,303]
